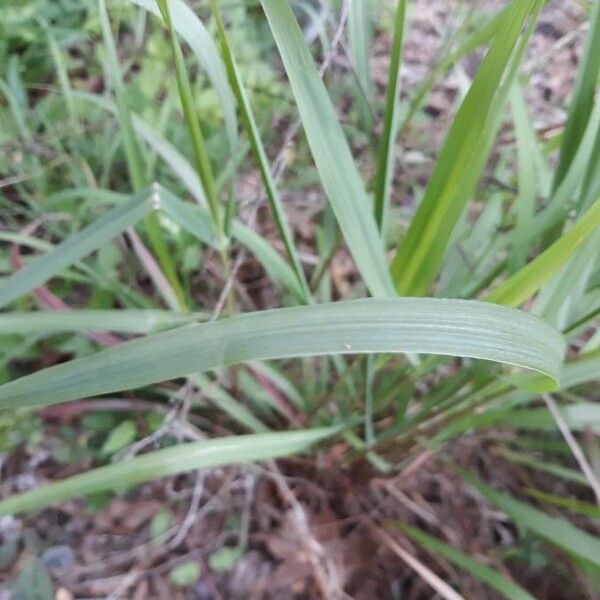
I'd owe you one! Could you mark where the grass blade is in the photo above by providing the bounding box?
[0,298,564,410]
[508,84,541,273]
[155,0,224,245]
[159,188,306,302]
[497,447,588,486]
[391,0,542,295]
[577,122,600,214]
[0,310,200,336]
[348,0,374,129]
[0,189,154,309]
[533,101,600,238]
[374,0,407,231]
[192,373,269,433]
[209,0,311,302]
[99,0,185,306]
[99,0,145,190]
[551,0,600,191]
[129,0,237,151]
[74,94,309,300]
[397,5,510,134]
[486,195,600,307]
[0,428,338,516]
[524,488,600,519]
[348,0,372,96]
[259,0,394,298]
[74,91,208,205]
[560,350,600,389]
[397,524,535,600]
[464,473,600,569]
[44,22,80,135]
[439,401,600,440]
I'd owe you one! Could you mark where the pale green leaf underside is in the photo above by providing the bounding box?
[0,310,201,336]
[259,0,394,298]
[0,428,337,516]
[0,298,564,410]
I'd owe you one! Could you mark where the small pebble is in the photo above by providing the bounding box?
[41,545,75,570]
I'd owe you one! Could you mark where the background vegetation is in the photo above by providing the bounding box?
[0,0,599,597]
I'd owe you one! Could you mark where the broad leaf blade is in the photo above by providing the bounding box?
[0,298,564,410]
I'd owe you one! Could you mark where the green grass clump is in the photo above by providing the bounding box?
[1,0,599,596]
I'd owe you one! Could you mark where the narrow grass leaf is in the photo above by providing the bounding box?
[74,91,207,205]
[465,473,600,568]
[159,188,306,301]
[560,350,600,389]
[508,84,540,272]
[0,428,337,516]
[99,0,145,190]
[130,0,237,151]
[0,298,564,410]
[397,524,535,600]
[0,190,154,309]
[259,0,394,298]
[348,0,372,97]
[76,92,299,301]
[155,0,224,243]
[348,0,374,129]
[552,0,600,191]
[486,195,600,307]
[524,489,600,519]
[391,0,542,295]
[533,230,600,329]
[533,101,600,238]
[44,23,80,134]
[497,447,588,486]
[209,0,311,302]
[438,402,600,441]
[374,0,407,230]
[577,122,600,214]
[192,373,269,433]
[99,0,185,306]
[0,310,199,336]
[398,5,510,133]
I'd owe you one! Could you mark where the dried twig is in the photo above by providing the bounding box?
[267,461,346,600]
[372,525,465,600]
[168,470,205,549]
[543,394,600,506]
